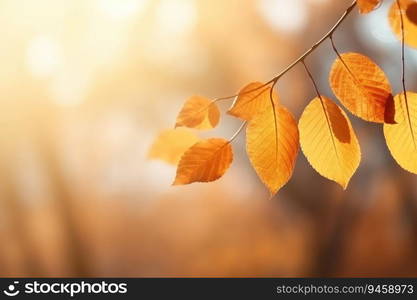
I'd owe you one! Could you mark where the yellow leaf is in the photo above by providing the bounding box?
[299,96,361,189]
[384,92,417,174]
[175,96,220,130]
[357,0,381,14]
[148,128,200,165]
[173,138,233,185]
[389,0,417,48]
[227,82,279,120]
[329,52,393,123]
[246,104,299,194]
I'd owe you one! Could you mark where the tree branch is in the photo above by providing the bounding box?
[218,1,358,142]
[269,0,357,83]
[214,0,357,101]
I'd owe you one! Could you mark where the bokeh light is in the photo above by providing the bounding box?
[155,0,197,37]
[97,0,148,20]
[258,0,308,33]
[26,35,62,78]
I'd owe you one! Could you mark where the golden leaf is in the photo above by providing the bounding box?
[246,104,299,194]
[299,96,361,189]
[357,0,381,14]
[384,92,417,174]
[148,128,200,165]
[329,52,393,123]
[389,0,417,48]
[227,82,279,120]
[175,96,220,130]
[173,138,233,185]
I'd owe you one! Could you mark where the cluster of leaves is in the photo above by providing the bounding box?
[149,0,417,195]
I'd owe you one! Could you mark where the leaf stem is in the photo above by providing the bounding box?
[329,36,356,82]
[302,60,342,171]
[329,35,343,60]
[229,121,247,143]
[301,60,322,99]
[269,79,279,162]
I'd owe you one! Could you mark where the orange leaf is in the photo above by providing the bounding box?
[173,138,233,185]
[148,128,200,165]
[357,0,381,14]
[329,52,393,123]
[175,96,220,130]
[299,96,361,189]
[384,92,417,174]
[246,104,299,194]
[227,82,279,120]
[389,0,417,48]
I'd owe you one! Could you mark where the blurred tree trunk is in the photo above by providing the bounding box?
[0,159,41,275]
[31,107,90,277]
[308,189,362,277]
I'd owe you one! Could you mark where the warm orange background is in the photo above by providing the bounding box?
[1,0,417,277]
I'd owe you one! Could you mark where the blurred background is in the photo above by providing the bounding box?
[1,0,417,277]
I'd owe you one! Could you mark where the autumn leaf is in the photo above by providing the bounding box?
[357,0,381,14]
[175,96,220,130]
[173,138,233,185]
[148,128,200,165]
[246,104,299,194]
[384,92,417,174]
[227,82,279,120]
[299,96,361,188]
[406,0,417,25]
[389,0,417,48]
[329,52,393,123]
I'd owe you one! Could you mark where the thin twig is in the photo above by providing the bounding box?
[269,0,357,83]
[229,121,247,142]
[214,0,357,101]
[398,0,407,95]
[213,82,274,102]
[189,1,358,141]
[397,0,416,149]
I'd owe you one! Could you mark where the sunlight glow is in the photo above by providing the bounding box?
[49,70,90,106]
[356,0,397,45]
[97,0,147,20]
[258,0,308,33]
[26,35,62,78]
[308,0,330,5]
[155,0,197,37]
